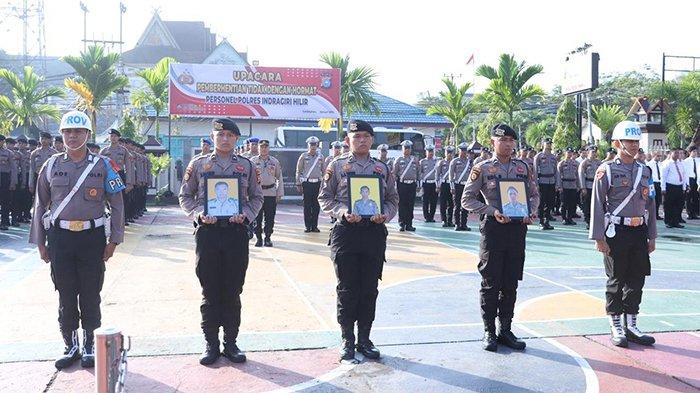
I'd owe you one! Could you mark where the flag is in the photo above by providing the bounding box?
[466,54,475,65]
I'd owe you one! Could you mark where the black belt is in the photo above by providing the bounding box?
[262,184,275,190]
[585,178,594,181]
[563,178,577,181]
[539,174,554,178]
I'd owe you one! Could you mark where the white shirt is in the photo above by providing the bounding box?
[683,156,698,182]
[660,159,687,191]
[646,159,663,182]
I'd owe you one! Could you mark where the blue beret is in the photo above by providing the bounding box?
[201,138,212,145]
[248,137,260,144]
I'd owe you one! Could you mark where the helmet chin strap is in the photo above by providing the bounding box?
[64,133,89,152]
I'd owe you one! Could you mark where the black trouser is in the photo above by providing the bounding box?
[10,175,21,224]
[195,224,249,339]
[302,181,321,230]
[582,188,593,223]
[330,221,387,325]
[653,182,662,218]
[664,184,684,226]
[422,182,437,221]
[453,183,468,228]
[687,177,699,217]
[439,182,453,223]
[603,225,650,315]
[47,226,106,332]
[397,181,417,227]
[478,218,527,329]
[255,196,277,238]
[0,172,10,225]
[562,188,578,221]
[555,189,562,213]
[538,183,555,223]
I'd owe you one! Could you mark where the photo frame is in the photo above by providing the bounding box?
[348,174,384,218]
[496,179,531,220]
[204,174,243,218]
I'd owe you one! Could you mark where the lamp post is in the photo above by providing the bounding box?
[79,2,88,52]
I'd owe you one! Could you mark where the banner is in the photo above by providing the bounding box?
[168,64,341,119]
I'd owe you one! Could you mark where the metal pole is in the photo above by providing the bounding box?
[167,116,172,193]
[586,93,594,145]
[95,327,124,393]
[661,53,665,127]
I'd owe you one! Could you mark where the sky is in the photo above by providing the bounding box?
[1,0,698,104]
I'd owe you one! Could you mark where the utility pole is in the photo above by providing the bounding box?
[22,0,27,66]
[80,1,88,52]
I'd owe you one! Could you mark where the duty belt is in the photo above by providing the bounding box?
[423,180,436,184]
[261,184,275,190]
[55,217,105,232]
[303,178,320,183]
[585,177,594,181]
[610,216,645,227]
[400,180,416,184]
[538,174,554,178]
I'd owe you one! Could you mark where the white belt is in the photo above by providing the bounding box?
[400,180,415,184]
[304,178,320,183]
[55,217,106,232]
[609,216,645,227]
[458,181,468,185]
[423,180,436,184]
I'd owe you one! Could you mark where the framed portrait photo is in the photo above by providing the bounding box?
[497,179,531,220]
[348,174,384,218]
[204,174,242,218]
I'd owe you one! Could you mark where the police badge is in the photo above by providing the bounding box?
[321,73,332,89]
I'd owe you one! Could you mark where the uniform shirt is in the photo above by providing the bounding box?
[325,154,341,168]
[145,155,152,187]
[449,156,472,184]
[683,156,699,181]
[179,152,263,223]
[419,157,439,183]
[100,144,131,173]
[461,157,540,217]
[589,159,657,240]
[353,198,380,216]
[578,158,602,189]
[660,159,686,191]
[18,148,30,186]
[0,146,18,188]
[9,148,22,182]
[437,158,452,183]
[534,151,560,186]
[207,198,239,216]
[296,151,325,184]
[647,159,663,183]
[319,152,398,221]
[250,154,284,197]
[392,155,419,182]
[29,153,125,245]
[558,159,580,190]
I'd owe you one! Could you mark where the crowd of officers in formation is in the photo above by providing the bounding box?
[0,129,152,231]
[16,107,688,369]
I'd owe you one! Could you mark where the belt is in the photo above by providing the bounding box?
[423,180,436,184]
[610,216,645,227]
[563,178,577,181]
[304,178,320,183]
[55,217,105,232]
[456,181,468,185]
[539,174,554,178]
[400,180,416,184]
[262,184,276,190]
[585,177,594,181]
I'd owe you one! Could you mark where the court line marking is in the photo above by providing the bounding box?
[686,332,700,339]
[266,362,357,393]
[526,266,700,273]
[659,320,675,327]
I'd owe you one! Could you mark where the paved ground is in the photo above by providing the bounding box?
[0,204,698,392]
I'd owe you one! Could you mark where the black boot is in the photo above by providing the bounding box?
[199,333,221,365]
[446,219,454,227]
[264,237,273,247]
[55,330,81,370]
[482,321,497,352]
[339,324,357,362]
[497,320,526,350]
[222,342,246,363]
[80,330,95,368]
[356,323,380,359]
[399,224,406,232]
[624,314,655,346]
[254,237,263,247]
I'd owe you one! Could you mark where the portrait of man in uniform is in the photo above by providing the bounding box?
[353,186,379,216]
[498,181,530,219]
[205,177,241,217]
[348,174,383,218]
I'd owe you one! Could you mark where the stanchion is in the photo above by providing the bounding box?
[95,327,129,393]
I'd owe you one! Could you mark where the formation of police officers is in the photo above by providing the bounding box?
[18,109,680,368]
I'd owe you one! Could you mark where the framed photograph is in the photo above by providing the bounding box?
[497,179,531,219]
[348,174,384,218]
[204,174,242,218]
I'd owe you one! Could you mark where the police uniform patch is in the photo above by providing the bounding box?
[470,167,481,181]
[324,171,331,181]
[642,187,649,199]
[622,179,629,186]
[343,163,352,172]
[236,164,245,172]
[184,166,193,181]
[488,166,498,174]
[516,166,525,173]
[255,168,261,184]
[89,188,97,197]
[374,165,383,174]
[203,163,212,171]
[596,169,605,180]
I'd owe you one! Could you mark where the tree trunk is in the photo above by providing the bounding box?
[155,111,160,141]
[337,115,344,141]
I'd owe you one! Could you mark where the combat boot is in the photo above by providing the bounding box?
[222,342,246,363]
[497,320,526,350]
[608,315,628,347]
[199,333,220,365]
[356,323,380,359]
[624,314,655,346]
[482,321,497,352]
[81,330,95,368]
[446,219,455,227]
[254,236,263,247]
[339,324,357,362]
[263,237,273,247]
[399,224,406,232]
[55,330,81,370]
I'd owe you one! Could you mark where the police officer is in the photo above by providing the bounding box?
[87,142,100,155]
[194,138,213,159]
[462,123,539,352]
[419,145,439,222]
[534,138,559,230]
[16,136,31,223]
[647,150,664,220]
[393,140,419,231]
[558,147,580,225]
[296,136,325,232]
[342,141,350,154]
[578,146,602,229]
[6,138,23,226]
[376,144,393,173]
[30,132,57,192]
[30,110,125,370]
[54,135,65,153]
[326,141,343,167]
[101,130,134,224]
[251,139,283,247]
[318,119,398,363]
[243,137,259,159]
[0,135,18,230]
[603,147,617,162]
[590,120,656,348]
[179,118,263,365]
[449,142,472,231]
[438,146,455,227]
[473,146,490,165]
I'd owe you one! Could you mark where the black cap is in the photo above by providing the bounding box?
[108,129,121,137]
[28,139,38,146]
[212,118,240,135]
[556,149,562,154]
[17,135,27,143]
[491,123,518,140]
[638,148,644,153]
[347,119,374,135]
[607,147,616,153]
[5,138,16,144]
[54,136,63,143]
[688,146,697,152]
[86,142,99,149]
[566,147,574,152]
[542,137,552,144]
[40,132,52,139]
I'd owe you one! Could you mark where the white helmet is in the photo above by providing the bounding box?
[60,110,92,132]
[611,120,641,141]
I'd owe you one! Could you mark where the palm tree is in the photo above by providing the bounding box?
[319,52,379,138]
[591,103,626,143]
[63,45,128,137]
[475,53,545,127]
[525,119,554,148]
[0,66,64,137]
[131,57,175,140]
[427,78,474,146]
[651,72,700,147]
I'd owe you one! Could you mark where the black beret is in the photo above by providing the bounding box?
[607,148,616,153]
[108,129,121,137]
[40,132,52,139]
[17,136,27,142]
[566,147,574,152]
[5,138,16,143]
[491,123,518,140]
[347,119,374,135]
[212,118,240,135]
[542,137,552,143]
[54,136,63,143]
[638,148,644,153]
[688,146,697,152]
[28,139,38,146]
